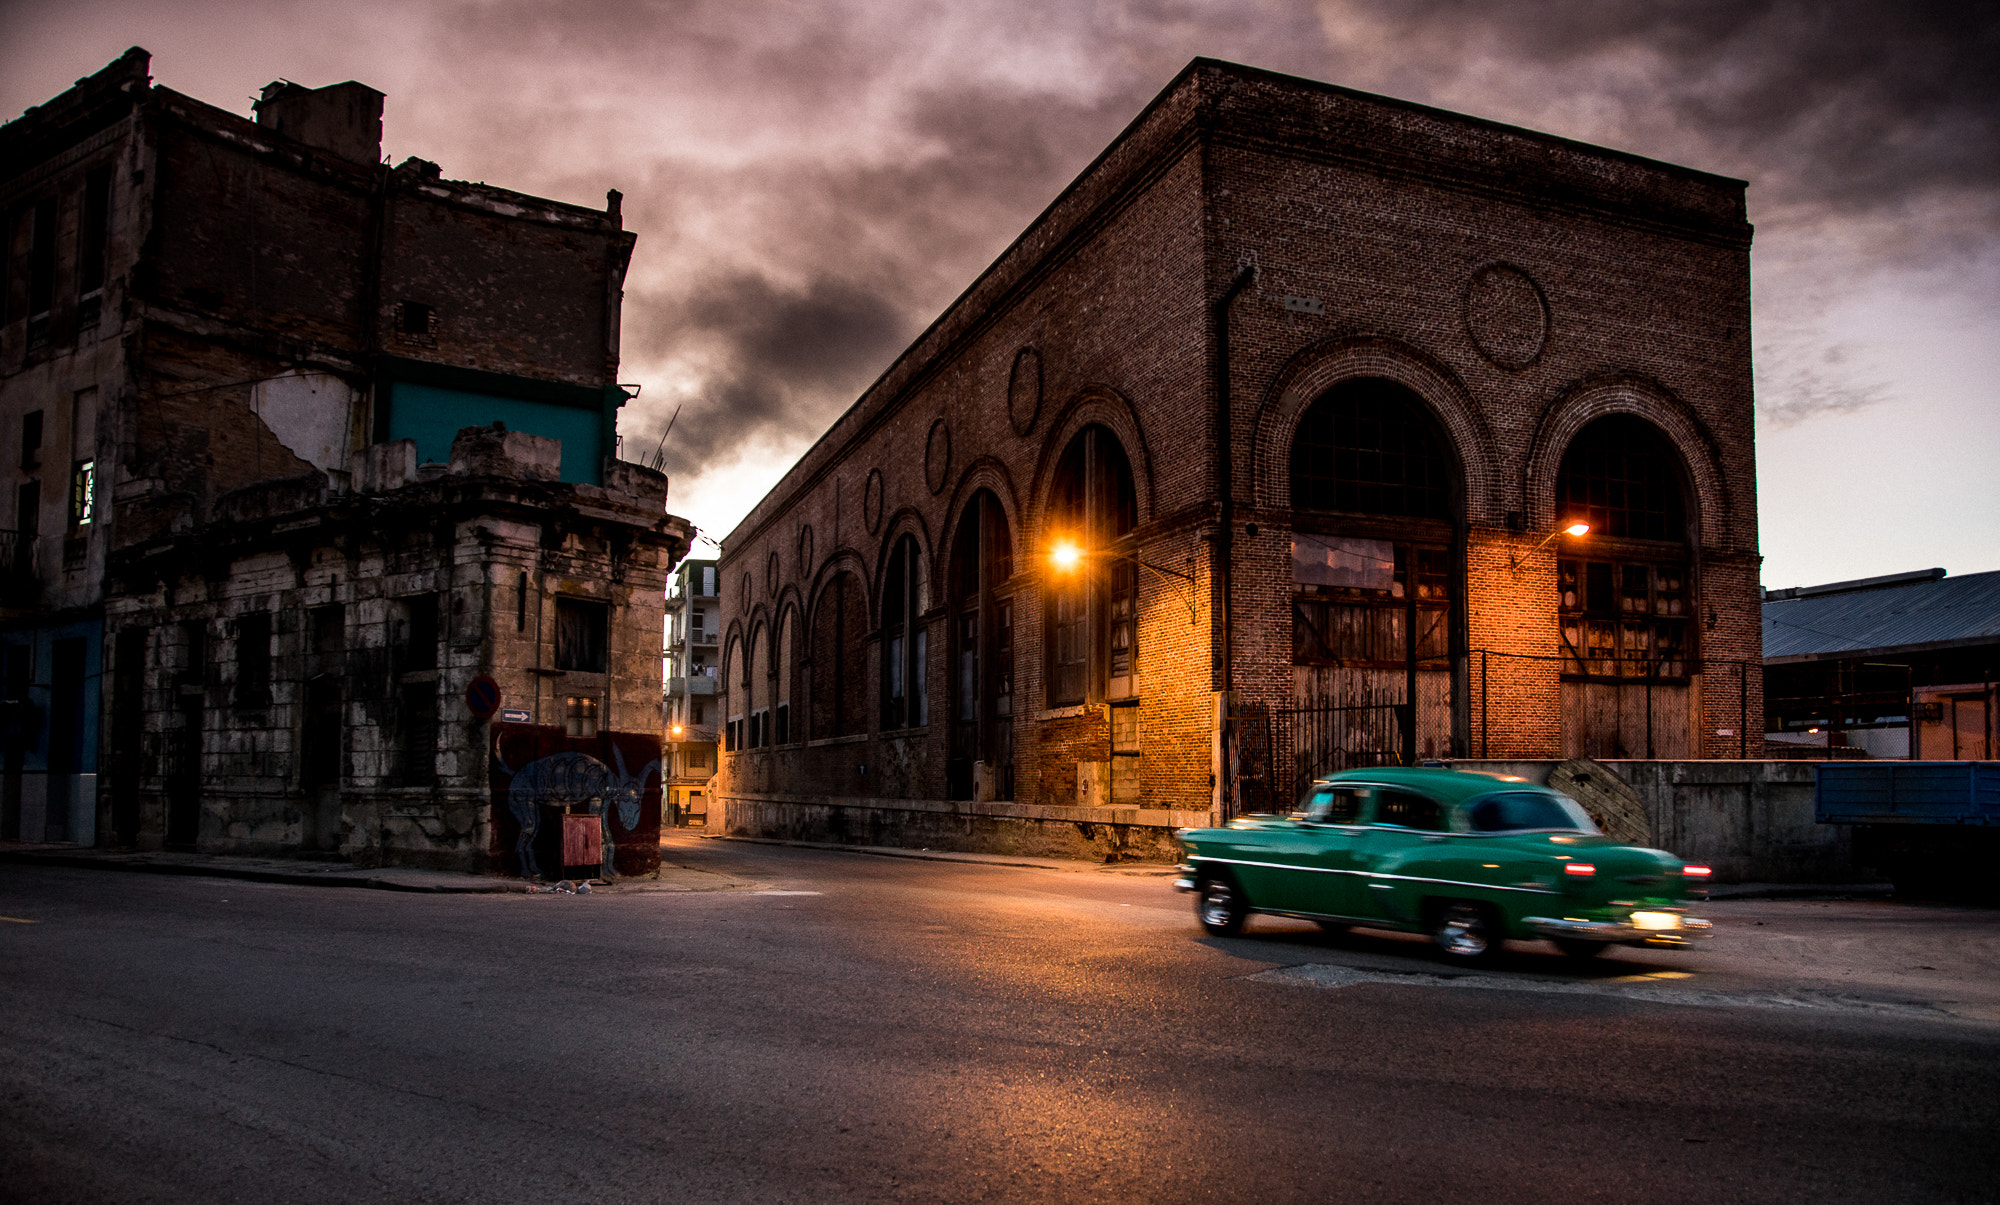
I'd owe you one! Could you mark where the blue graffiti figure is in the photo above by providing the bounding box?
[503,745,659,879]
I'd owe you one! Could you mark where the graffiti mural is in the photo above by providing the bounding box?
[489,725,662,878]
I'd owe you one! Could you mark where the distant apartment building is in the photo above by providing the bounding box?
[0,49,692,872]
[663,558,718,825]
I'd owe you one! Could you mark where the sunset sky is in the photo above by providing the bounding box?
[6,0,1994,589]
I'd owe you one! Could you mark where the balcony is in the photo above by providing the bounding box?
[667,674,718,696]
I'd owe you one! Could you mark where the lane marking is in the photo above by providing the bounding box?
[1252,963,1950,1018]
[0,916,39,924]
[752,890,823,896]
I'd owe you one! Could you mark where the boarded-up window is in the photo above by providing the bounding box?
[555,598,607,672]
[398,680,437,786]
[234,611,271,707]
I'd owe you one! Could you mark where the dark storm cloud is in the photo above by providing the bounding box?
[1347,0,2000,214]
[10,0,1985,515]
[629,270,911,475]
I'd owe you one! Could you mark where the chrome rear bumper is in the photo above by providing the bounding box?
[1524,914,1713,947]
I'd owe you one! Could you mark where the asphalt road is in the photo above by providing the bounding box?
[3,838,1998,1204]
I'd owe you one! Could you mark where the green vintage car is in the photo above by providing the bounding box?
[1175,766,1712,961]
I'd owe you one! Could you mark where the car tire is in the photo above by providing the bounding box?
[1430,900,1502,962]
[1313,919,1349,934]
[1196,873,1249,936]
[1553,938,1606,961]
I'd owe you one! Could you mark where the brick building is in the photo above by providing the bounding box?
[712,58,1762,859]
[1,49,690,871]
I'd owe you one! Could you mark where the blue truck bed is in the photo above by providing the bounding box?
[1815,762,2000,826]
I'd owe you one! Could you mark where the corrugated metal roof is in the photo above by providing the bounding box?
[1763,568,2000,661]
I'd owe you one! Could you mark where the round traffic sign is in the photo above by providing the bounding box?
[465,675,501,719]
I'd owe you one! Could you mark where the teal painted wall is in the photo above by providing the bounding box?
[386,383,603,484]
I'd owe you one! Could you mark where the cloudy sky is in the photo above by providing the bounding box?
[6,0,1995,588]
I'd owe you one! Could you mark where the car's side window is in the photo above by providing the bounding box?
[1372,789,1443,831]
[1303,787,1365,825]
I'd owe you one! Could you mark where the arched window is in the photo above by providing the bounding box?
[881,535,928,730]
[947,490,1014,800]
[809,572,868,738]
[1290,378,1452,520]
[774,607,796,745]
[1555,416,1692,679]
[722,634,744,752]
[746,621,767,747]
[1288,380,1456,670]
[1045,425,1138,706]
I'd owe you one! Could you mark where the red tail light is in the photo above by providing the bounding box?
[1681,865,1712,878]
[1564,862,1596,877]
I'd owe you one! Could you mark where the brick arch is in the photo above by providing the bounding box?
[1525,374,1729,546]
[873,507,937,624]
[805,547,873,627]
[1252,336,1500,523]
[941,456,1024,567]
[1029,386,1155,547]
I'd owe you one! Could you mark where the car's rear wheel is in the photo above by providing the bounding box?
[1553,938,1607,961]
[1196,874,1248,936]
[1430,900,1502,962]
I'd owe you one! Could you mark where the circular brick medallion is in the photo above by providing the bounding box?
[924,418,952,495]
[767,550,780,597]
[740,572,753,613]
[1007,347,1042,436]
[1464,263,1549,369]
[797,524,814,577]
[863,468,884,534]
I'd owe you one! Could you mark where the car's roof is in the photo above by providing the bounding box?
[1311,766,1547,806]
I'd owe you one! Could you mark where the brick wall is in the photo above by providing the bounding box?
[714,60,1760,854]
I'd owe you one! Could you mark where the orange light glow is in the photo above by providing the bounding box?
[1563,521,1591,537]
[1049,541,1084,572]
[670,724,684,738]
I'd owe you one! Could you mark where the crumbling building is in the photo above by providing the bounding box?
[1,49,690,871]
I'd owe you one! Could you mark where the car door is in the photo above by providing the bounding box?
[1277,784,1370,917]
[1349,786,1451,925]
[1240,785,1359,914]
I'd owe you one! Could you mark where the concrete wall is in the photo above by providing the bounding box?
[718,789,1209,864]
[1456,759,1860,884]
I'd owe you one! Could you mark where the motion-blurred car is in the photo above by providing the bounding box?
[1175,766,1711,960]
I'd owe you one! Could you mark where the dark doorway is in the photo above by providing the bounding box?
[44,637,85,842]
[299,676,344,853]
[0,642,28,840]
[110,628,145,847]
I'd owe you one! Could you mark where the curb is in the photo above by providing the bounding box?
[0,849,523,894]
[691,833,1180,876]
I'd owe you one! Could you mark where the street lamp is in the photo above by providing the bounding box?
[1509,520,1591,568]
[1046,537,1198,622]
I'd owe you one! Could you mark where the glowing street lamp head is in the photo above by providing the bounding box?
[1563,521,1591,538]
[670,724,684,738]
[1049,540,1084,572]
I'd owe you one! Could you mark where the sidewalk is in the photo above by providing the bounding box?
[0,842,524,892]
[0,843,755,894]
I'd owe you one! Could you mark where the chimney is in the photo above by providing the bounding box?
[254,79,384,165]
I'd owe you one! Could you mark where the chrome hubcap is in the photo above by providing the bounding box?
[1437,905,1489,956]
[1200,883,1235,927]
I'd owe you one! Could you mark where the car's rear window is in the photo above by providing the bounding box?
[1467,792,1598,833]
